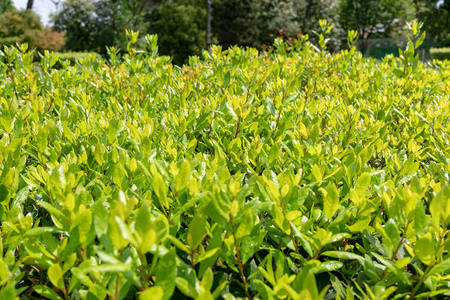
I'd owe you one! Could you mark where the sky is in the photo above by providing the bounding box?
[12,0,57,25]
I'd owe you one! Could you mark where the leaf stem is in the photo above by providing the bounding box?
[229,216,251,299]
[113,274,121,300]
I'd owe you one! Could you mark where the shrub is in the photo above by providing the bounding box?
[0,24,450,299]
[52,51,99,68]
[33,27,66,52]
[430,47,450,60]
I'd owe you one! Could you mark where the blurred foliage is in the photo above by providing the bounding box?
[149,0,206,65]
[430,47,450,60]
[53,51,99,68]
[417,0,450,47]
[0,9,65,52]
[0,9,42,47]
[339,0,415,41]
[0,0,13,15]
[212,0,259,49]
[33,27,66,52]
[46,0,450,63]
[297,0,344,52]
[52,0,114,54]
[212,0,343,52]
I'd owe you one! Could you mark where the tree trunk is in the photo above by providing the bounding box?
[304,0,312,29]
[206,0,211,52]
[26,0,34,10]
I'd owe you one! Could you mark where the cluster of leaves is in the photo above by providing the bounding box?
[0,23,450,300]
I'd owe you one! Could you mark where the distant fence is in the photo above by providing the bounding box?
[356,37,440,61]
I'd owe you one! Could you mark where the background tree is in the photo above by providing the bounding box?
[52,0,98,52]
[0,0,13,15]
[0,9,65,52]
[212,0,259,49]
[212,0,343,51]
[297,0,344,51]
[149,0,206,64]
[206,0,211,51]
[26,0,34,10]
[417,0,450,46]
[252,0,343,51]
[52,0,133,54]
[52,0,157,54]
[0,9,42,47]
[339,0,414,40]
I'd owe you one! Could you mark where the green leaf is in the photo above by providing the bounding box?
[384,219,400,248]
[429,258,450,276]
[355,172,371,197]
[201,267,214,291]
[168,235,190,254]
[430,189,444,228]
[77,208,92,244]
[268,143,281,167]
[87,284,108,300]
[135,205,151,236]
[266,97,276,117]
[107,119,119,143]
[71,267,94,288]
[205,193,229,226]
[312,261,343,274]
[0,283,15,299]
[198,225,224,277]
[108,216,128,250]
[240,222,264,264]
[48,263,65,290]
[415,232,435,265]
[371,252,411,285]
[414,200,427,235]
[152,171,168,209]
[311,164,322,182]
[175,277,199,298]
[0,185,9,203]
[321,251,364,264]
[292,268,319,300]
[25,226,64,237]
[414,289,450,298]
[37,127,48,153]
[94,142,105,166]
[235,209,253,240]
[34,285,63,300]
[187,207,206,250]
[223,71,231,89]
[323,182,339,219]
[154,215,169,243]
[254,280,276,300]
[290,224,313,258]
[140,286,164,300]
[93,201,109,237]
[175,160,191,192]
[155,248,177,300]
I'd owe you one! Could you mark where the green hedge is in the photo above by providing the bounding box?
[2,26,450,299]
[53,52,99,69]
[430,47,450,60]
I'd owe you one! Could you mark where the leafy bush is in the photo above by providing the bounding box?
[33,27,67,53]
[430,47,450,60]
[0,25,450,299]
[52,51,99,69]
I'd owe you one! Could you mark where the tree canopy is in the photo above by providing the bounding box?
[5,0,449,62]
